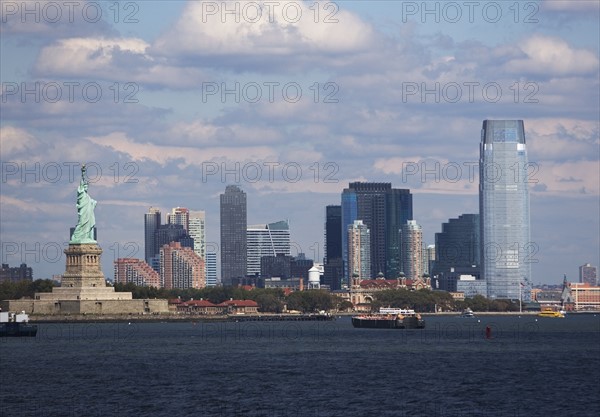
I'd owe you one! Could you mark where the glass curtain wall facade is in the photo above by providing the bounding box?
[246,221,291,276]
[341,183,412,285]
[386,188,413,279]
[341,191,357,286]
[324,205,343,290]
[433,214,480,277]
[144,207,161,263]
[480,120,531,299]
[220,185,247,286]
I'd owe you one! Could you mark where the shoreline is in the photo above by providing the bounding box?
[25,310,598,323]
[28,313,333,323]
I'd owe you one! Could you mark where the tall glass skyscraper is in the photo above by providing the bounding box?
[246,220,290,276]
[341,190,358,285]
[205,252,217,287]
[324,205,342,263]
[341,182,412,284]
[220,185,247,286]
[144,207,161,263]
[400,220,422,281]
[348,220,371,280]
[433,214,480,277]
[385,188,413,279]
[479,120,531,299]
[324,205,343,290]
[188,210,206,259]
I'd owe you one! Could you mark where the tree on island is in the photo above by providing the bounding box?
[286,290,334,313]
[108,282,519,313]
[337,300,355,312]
[255,293,284,313]
[0,279,57,301]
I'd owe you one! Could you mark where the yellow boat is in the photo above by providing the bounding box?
[538,308,565,318]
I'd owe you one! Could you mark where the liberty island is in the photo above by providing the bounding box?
[1,165,168,315]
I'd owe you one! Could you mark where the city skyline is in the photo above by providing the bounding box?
[1,1,598,287]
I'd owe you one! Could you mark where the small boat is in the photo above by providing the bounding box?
[351,308,425,329]
[460,308,475,318]
[537,307,565,318]
[0,311,38,337]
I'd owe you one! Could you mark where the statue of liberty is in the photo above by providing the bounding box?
[70,164,97,244]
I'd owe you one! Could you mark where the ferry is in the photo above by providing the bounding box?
[537,307,565,318]
[351,308,425,329]
[0,311,38,337]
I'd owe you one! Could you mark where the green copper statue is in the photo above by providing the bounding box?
[70,164,97,244]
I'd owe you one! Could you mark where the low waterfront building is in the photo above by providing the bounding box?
[533,290,562,308]
[449,292,466,301]
[561,282,600,311]
[218,299,259,314]
[173,299,259,314]
[334,273,432,311]
[264,277,304,291]
[177,299,221,315]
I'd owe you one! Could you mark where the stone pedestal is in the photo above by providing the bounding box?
[36,243,132,301]
[63,243,106,289]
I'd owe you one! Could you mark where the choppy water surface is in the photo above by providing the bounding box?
[1,314,599,417]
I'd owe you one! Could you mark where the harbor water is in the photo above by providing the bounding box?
[1,314,599,417]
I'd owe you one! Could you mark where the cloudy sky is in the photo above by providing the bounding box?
[1,0,598,285]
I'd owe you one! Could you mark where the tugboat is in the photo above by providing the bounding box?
[351,308,425,329]
[0,311,38,337]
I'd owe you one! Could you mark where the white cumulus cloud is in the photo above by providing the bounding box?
[152,0,375,59]
[504,35,599,76]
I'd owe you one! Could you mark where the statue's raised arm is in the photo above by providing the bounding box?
[70,164,97,244]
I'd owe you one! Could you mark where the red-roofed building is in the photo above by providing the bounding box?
[168,298,183,312]
[177,299,220,314]
[218,299,259,314]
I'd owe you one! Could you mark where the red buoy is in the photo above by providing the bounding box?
[485,325,492,339]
